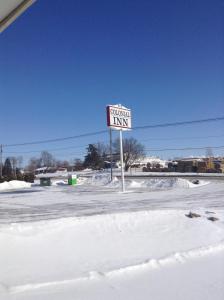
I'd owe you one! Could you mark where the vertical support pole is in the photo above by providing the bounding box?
[0,144,2,178]
[109,128,113,181]
[119,129,125,192]
[14,159,17,179]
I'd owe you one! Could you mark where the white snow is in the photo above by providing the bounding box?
[0,180,31,191]
[88,173,210,189]
[0,175,223,300]
[51,180,67,186]
[134,156,168,167]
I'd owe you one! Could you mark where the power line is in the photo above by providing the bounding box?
[4,145,87,154]
[4,140,111,155]
[2,151,83,160]
[2,145,223,161]
[3,116,224,148]
[146,145,224,152]
[4,134,223,155]
[141,133,224,142]
[4,130,108,148]
[4,144,224,159]
[133,116,224,130]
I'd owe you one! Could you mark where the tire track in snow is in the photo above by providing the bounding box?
[3,240,224,295]
[107,240,224,278]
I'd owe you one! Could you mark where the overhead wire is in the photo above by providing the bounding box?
[4,130,108,148]
[3,116,224,148]
[145,145,224,152]
[141,133,224,142]
[3,134,224,155]
[133,116,224,130]
[1,116,223,162]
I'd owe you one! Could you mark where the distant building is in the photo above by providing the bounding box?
[134,157,167,169]
[142,157,224,173]
[175,157,223,173]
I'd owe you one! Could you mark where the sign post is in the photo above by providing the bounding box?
[0,144,2,178]
[106,104,132,192]
[109,128,113,182]
[119,129,125,192]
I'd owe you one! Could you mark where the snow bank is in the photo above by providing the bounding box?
[76,176,88,185]
[51,180,67,186]
[0,180,31,191]
[51,175,209,190]
[88,174,209,190]
[0,176,222,300]
[0,209,223,293]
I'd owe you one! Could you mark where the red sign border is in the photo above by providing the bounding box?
[106,105,131,129]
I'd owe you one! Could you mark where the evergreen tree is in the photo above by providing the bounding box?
[3,158,13,177]
[83,144,104,169]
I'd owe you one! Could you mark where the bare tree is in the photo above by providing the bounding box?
[56,160,70,169]
[40,151,56,167]
[9,156,17,177]
[26,157,41,172]
[96,142,109,158]
[16,156,23,169]
[73,159,84,171]
[113,137,145,171]
[8,156,23,177]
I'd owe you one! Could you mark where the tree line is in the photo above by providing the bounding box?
[83,137,145,171]
[0,156,33,183]
[0,137,145,182]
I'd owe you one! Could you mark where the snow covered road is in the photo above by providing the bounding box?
[0,177,223,224]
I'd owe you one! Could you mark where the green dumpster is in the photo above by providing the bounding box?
[40,177,51,186]
[68,174,77,186]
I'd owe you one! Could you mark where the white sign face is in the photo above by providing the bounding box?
[107,105,131,130]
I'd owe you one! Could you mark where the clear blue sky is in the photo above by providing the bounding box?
[0,0,223,162]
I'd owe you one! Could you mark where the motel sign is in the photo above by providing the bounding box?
[106,105,132,130]
[106,104,132,192]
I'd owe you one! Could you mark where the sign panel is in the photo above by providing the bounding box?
[107,105,131,130]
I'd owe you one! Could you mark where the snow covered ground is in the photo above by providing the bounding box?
[0,175,223,299]
[36,169,224,178]
[0,180,31,192]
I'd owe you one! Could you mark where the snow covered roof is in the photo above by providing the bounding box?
[35,167,48,171]
[176,158,204,162]
[0,0,36,33]
[134,157,167,167]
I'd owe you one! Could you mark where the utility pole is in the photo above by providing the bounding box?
[109,128,113,181]
[0,144,3,178]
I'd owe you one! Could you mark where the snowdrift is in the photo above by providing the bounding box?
[0,180,31,191]
[88,174,209,190]
[0,209,223,293]
[51,177,88,186]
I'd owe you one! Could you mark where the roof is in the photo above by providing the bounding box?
[176,158,203,162]
[0,0,36,33]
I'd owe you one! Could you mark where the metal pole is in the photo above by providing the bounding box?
[119,129,125,192]
[109,128,113,181]
[0,144,2,178]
